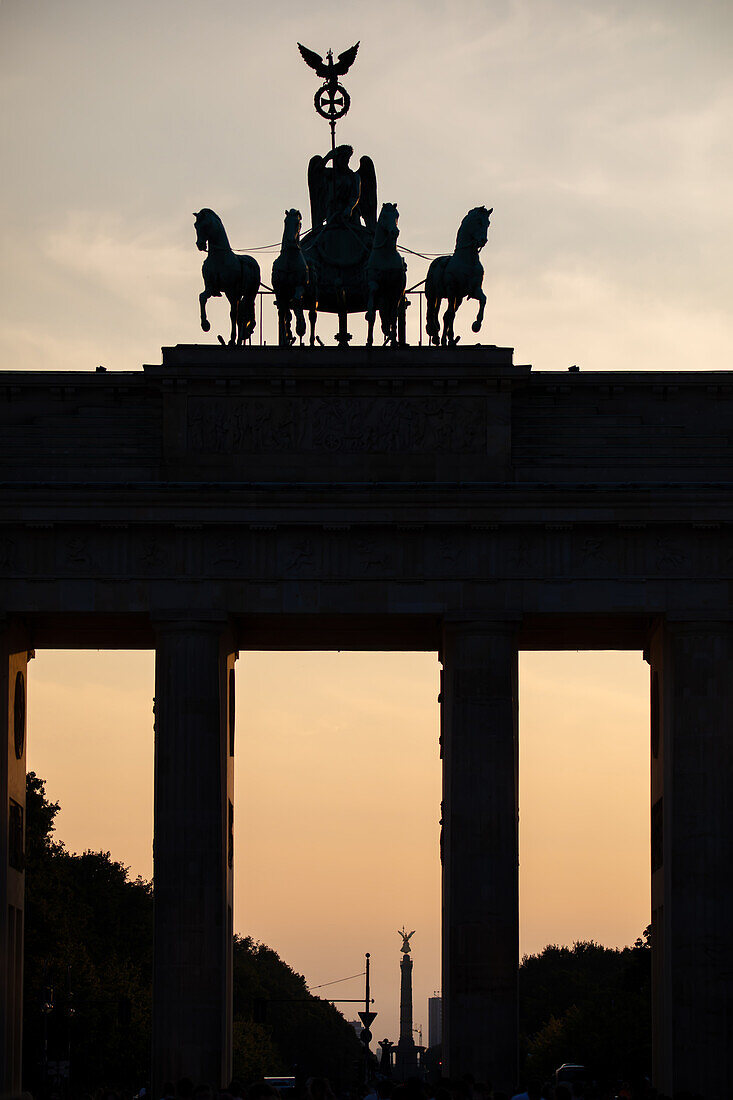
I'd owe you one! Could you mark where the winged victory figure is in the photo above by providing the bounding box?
[307,145,377,231]
[398,927,416,953]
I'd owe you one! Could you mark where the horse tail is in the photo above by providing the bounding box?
[306,257,319,310]
[238,256,260,338]
[271,255,283,305]
[238,254,260,295]
[425,256,447,340]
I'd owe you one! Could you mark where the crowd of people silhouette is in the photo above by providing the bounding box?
[83,1068,705,1100]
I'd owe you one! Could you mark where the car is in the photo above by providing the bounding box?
[555,1064,586,1085]
[264,1077,297,1096]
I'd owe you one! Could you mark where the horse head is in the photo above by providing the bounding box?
[282,208,302,245]
[456,205,493,252]
[375,202,400,246]
[193,208,222,252]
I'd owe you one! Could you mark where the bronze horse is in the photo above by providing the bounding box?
[271,209,319,347]
[365,203,407,346]
[425,206,492,346]
[194,209,260,346]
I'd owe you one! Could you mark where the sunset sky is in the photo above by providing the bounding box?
[3,0,731,1044]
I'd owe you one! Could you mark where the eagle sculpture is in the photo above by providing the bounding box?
[297,42,360,82]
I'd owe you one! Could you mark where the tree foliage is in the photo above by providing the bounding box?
[23,773,361,1092]
[232,937,362,1087]
[518,932,651,1085]
[23,773,153,1091]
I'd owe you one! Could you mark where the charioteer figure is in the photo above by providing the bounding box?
[307,143,377,231]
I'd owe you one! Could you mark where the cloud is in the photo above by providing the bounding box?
[3,0,731,370]
[43,212,191,317]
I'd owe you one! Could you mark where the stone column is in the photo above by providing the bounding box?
[395,946,418,1079]
[152,618,236,1090]
[399,951,414,1044]
[0,622,29,1094]
[440,619,519,1091]
[648,620,733,1097]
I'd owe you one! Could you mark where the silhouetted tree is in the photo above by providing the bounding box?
[23,773,361,1093]
[519,933,651,1085]
[23,773,153,1091]
[233,937,362,1086]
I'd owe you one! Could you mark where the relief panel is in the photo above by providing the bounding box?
[1,523,732,587]
[187,396,487,454]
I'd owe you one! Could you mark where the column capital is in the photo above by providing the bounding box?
[442,613,521,633]
[0,614,28,633]
[151,611,231,635]
[441,615,521,661]
[662,616,733,633]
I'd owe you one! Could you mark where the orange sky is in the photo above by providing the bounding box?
[27,648,649,1043]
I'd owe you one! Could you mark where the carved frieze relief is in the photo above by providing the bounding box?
[210,536,242,571]
[284,538,317,576]
[66,535,92,568]
[0,535,15,570]
[0,524,732,586]
[654,537,689,571]
[186,396,486,454]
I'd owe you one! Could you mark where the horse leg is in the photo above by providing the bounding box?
[227,293,238,345]
[246,295,256,342]
[199,289,213,333]
[237,295,255,345]
[380,302,393,346]
[294,305,306,344]
[386,292,402,346]
[308,306,318,347]
[278,307,291,348]
[365,281,377,347]
[376,290,389,345]
[472,288,487,334]
[390,303,400,345]
[451,296,466,345]
[440,301,451,346]
[397,298,407,347]
[427,295,441,346]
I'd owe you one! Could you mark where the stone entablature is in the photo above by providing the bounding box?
[1,348,732,641]
[2,347,733,486]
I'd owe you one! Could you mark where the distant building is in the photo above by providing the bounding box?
[428,994,442,1048]
[347,1019,362,1037]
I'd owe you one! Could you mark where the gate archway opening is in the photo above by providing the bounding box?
[23,646,651,1081]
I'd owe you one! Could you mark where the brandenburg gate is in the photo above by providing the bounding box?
[1,345,732,1095]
